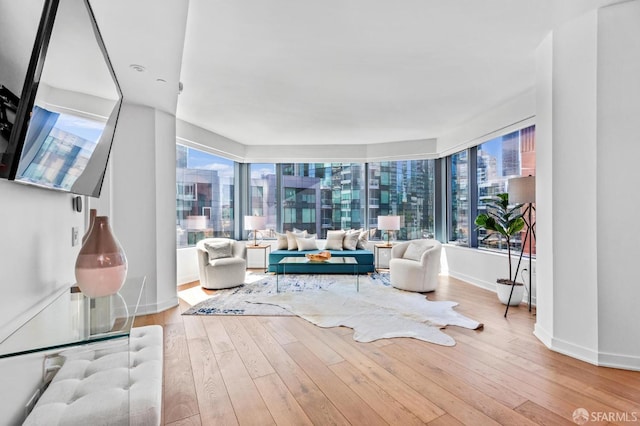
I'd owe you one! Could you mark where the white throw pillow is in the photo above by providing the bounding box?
[356,229,369,250]
[343,229,360,250]
[286,230,307,250]
[368,227,378,239]
[296,235,318,251]
[403,242,431,261]
[325,230,345,250]
[204,240,232,261]
[275,232,289,250]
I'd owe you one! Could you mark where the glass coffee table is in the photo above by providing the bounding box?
[274,256,360,292]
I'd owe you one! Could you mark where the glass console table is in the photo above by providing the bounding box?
[0,276,146,359]
[0,277,146,424]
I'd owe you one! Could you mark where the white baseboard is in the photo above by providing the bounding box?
[598,352,640,371]
[446,271,537,306]
[136,296,179,316]
[447,271,496,291]
[177,274,199,286]
[534,324,640,371]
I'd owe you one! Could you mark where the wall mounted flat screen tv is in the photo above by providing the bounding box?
[0,0,122,197]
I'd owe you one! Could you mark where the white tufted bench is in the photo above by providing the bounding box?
[23,325,163,426]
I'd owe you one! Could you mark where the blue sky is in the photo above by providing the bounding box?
[188,149,235,177]
[55,114,104,143]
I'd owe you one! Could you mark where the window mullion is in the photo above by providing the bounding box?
[469,147,478,248]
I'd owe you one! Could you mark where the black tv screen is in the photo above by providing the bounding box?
[0,0,122,197]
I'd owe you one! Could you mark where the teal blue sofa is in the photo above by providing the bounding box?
[268,249,374,274]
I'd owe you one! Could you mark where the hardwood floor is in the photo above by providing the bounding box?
[134,275,640,425]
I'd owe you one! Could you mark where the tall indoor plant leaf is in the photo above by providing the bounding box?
[474,193,524,283]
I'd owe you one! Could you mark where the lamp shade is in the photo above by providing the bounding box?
[244,215,266,230]
[377,215,400,231]
[186,215,207,230]
[508,176,535,204]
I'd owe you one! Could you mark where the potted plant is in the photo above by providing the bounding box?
[474,193,525,306]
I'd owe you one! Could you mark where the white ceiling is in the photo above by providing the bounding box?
[92,0,621,147]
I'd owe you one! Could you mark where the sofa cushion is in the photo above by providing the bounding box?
[286,230,307,250]
[204,240,232,261]
[275,232,289,250]
[343,229,360,250]
[356,229,369,249]
[403,241,432,261]
[325,230,345,250]
[296,235,318,251]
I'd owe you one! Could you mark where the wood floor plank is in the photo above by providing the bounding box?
[329,360,425,426]
[348,338,503,426]
[381,340,538,426]
[202,316,235,354]
[163,322,200,424]
[241,316,351,425]
[253,373,314,426]
[395,338,529,409]
[427,414,466,426]
[290,317,445,424]
[481,333,640,414]
[283,341,388,426]
[257,317,298,345]
[444,333,611,425]
[452,331,629,420]
[165,414,202,426]
[215,349,275,426]
[276,314,344,365]
[183,315,206,340]
[497,334,640,404]
[186,337,238,426]
[219,316,276,379]
[514,400,576,426]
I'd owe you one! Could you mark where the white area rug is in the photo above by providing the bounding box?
[183,274,482,346]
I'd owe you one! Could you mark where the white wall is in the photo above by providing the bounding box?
[176,118,438,163]
[534,0,640,370]
[534,33,555,343]
[551,9,601,362]
[0,182,83,340]
[109,103,178,314]
[437,89,536,157]
[0,180,84,422]
[595,0,640,368]
[443,245,536,305]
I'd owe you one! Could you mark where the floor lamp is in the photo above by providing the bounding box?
[505,175,536,317]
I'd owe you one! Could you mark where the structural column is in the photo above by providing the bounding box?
[535,0,640,370]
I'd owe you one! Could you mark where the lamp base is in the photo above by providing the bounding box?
[247,230,263,246]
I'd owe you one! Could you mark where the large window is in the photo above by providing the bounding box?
[369,160,436,241]
[477,125,536,253]
[281,163,365,237]
[176,126,533,254]
[176,145,235,248]
[449,151,470,245]
[249,163,277,238]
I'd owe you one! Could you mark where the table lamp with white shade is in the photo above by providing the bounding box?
[377,215,400,246]
[244,215,266,246]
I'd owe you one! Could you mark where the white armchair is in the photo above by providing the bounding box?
[196,238,247,289]
[389,239,442,292]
